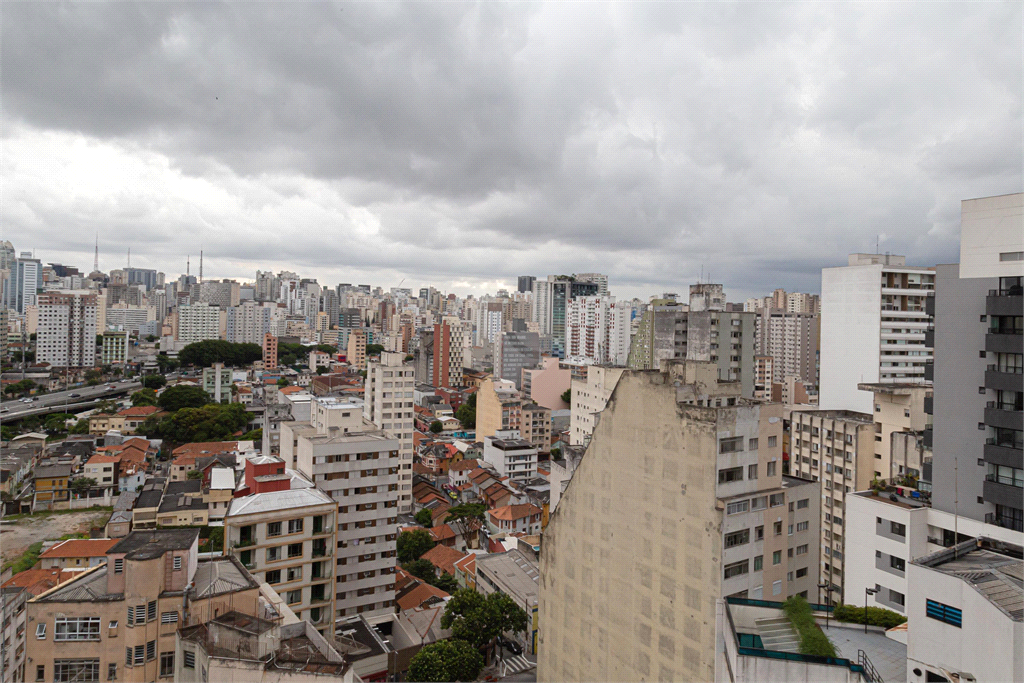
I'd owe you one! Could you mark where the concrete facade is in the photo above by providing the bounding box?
[36,291,98,368]
[493,331,540,390]
[569,366,625,447]
[363,352,415,512]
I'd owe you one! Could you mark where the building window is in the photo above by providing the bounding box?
[890,556,906,572]
[797,498,809,509]
[148,601,156,622]
[925,599,962,627]
[754,525,764,541]
[160,653,175,678]
[160,612,179,624]
[796,521,809,532]
[889,589,905,607]
[719,437,744,454]
[718,467,744,484]
[767,435,777,448]
[183,650,196,669]
[36,665,44,682]
[751,496,767,510]
[726,500,749,515]
[54,617,101,641]
[267,546,281,562]
[35,623,46,639]
[773,521,783,536]
[772,551,782,565]
[265,570,281,584]
[147,640,156,662]
[772,580,782,596]
[890,521,906,537]
[724,560,749,579]
[796,545,808,555]
[53,660,99,682]
[796,567,808,578]
[747,464,758,480]
[288,543,303,558]
[753,555,763,571]
[724,530,750,548]
[748,438,759,451]
[267,521,282,537]
[766,462,777,477]
[173,557,182,571]
[108,663,117,681]
[113,558,123,573]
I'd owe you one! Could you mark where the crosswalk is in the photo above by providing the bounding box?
[499,653,534,677]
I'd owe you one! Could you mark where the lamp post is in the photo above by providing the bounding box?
[818,581,831,629]
[864,588,878,634]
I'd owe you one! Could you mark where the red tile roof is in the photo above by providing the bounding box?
[1,567,74,596]
[420,544,467,577]
[447,459,480,473]
[396,581,450,611]
[117,406,163,418]
[488,503,542,522]
[39,538,118,559]
[429,524,456,543]
[453,553,476,575]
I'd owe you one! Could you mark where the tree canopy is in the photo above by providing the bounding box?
[397,529,435,564]
[455,403,475,428]
[140,402,249,444]
[402,558,437,583]
[429,420,443,434]
[407,639,484,683]
[178,340,262,367]
[415,509,434,527]
[366,343,385,356]
[157,385,210,412]
[561,388,571,404]
[440,588,529,648]
[141,374,167,389]
[131,388,158,407]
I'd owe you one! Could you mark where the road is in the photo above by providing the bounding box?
[1,381,142,419]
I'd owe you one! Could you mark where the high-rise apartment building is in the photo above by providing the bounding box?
[177,303,221,345]
[199,279,241,309]
[568,365,625,447]
[538,362,820,682]
[754,309,819,387]
[494,331,540,390]
[36,290,98,368]
[101,330,129,365]
[572,272,609,296]
[262,332,278,370]
[364,352,415,512]
[787,409,876,601]
[819,253,934,412]
[531,277,599,358]
[226,300,277,344]
[3,253,42,313]
[930,192,1023,530]
[224,488,337,635]
[627,285,757,396]
[564,296,630,365]
[124,267,159,291]
[347,328,367,370]
[283,397,401,618]
[432,317,468,388]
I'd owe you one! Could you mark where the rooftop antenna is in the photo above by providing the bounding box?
[93,233,99,272]
[187,255,190,278]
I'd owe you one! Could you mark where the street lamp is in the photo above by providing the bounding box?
[864,588,878,634]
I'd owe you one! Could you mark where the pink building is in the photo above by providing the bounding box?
[520,356,570,410]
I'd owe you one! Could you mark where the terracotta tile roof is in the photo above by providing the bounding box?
[447,459,480,473]
[85,453,121,465]
[172,441,238,465]
[420,544,467,577]
[429,503,452,521]
[117,406,163,418]
[456,483,473,491]
[279,386,304,395]
[453,553,476,575]
[122,438,154,450]
[413,463,433,476]
[1,567,74,596]
[396,580,449,611]
[419,493,448,508]
[488,503,542,522]
[39,538,118,559]
[429,524,456,542]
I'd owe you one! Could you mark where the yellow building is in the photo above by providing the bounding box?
[32,464,71,511]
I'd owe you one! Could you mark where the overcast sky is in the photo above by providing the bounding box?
[3,2,1020,301]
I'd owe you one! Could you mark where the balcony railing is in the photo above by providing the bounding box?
[985,473,1024,488]
[311,546,332,558]
[985,512,1024,532]
[233,539,256,549]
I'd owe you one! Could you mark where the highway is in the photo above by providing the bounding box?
[0,381,142,420]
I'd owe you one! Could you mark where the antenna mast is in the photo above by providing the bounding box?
[93,233,99,272]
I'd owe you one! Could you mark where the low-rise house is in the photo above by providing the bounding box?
[488,503,543,535]
[104,491,138,538]
[131,488,163,529]
[83,453,120,494]
[419,544,467,579]
[157,481,209,526]
[39,539,119,571]
[204,467,235,521]
[115,406,166,433]
[452,553,477,591]
[31,464,71,511]
[395,578,449,612]
[169,441,245,481]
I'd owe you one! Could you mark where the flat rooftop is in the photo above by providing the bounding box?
[914,538,1023,621]
[110,528,199,560]
[853,489,928,510]
[857,382,932,394]
[790,409,873,423]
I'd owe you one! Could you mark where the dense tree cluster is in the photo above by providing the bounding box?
[140,402,250,444]
[178,340,262,367]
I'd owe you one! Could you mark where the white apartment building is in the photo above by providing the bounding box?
[482,430,538,481]
[224,488,337,636]
[364,352,415,512]
[564,296,630,366]
[788,409,877,602]
[569,365,625,447]
[36,290,98,368]
[754,309,819,387]
[177,302,222,344]
[105,305,151,334]
[226,300,279,344]
[282,397,400,618]
[858,382,931,483]
[820,253,934,412]
[572,272,609,296]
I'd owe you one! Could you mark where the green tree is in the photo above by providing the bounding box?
[441,589,529,648]
[366,343,385,356]
[84,369,102,382]
[561,388,571,404]
[3,379,35,397]
[157,385,210,412]
[397,530,435,563]
[156,355,180,373]
[140,403,249,444]
[550,447,561,459]
[415,509,434,527]
[69,477,96,493]
[408,639,484,683]
[277,378,290,387]
[241,428,263,442]
[1,426,17,441]
[430,420,443,434]
[455,403,476,428]
[444,503,486,543]
[178,340,263,367]
[141,374,167,389]
[69,420,90,435]
[43,413,75,434]
[403,558,438,583]
[186,469,203,480]
[316,344,337,354]
[131,389,158,407]
[433,572,459,594]
[94,399,118,414]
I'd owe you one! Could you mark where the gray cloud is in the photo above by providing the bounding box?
[2,0,1020,300]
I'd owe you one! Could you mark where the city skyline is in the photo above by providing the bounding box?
[3,2,1020,301]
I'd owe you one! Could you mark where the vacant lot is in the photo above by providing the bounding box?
[1,509,112,568]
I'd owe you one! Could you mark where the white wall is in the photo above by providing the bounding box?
[959,193,1024,279]
[819,265,882,413]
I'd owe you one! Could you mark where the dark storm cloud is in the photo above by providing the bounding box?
[2,1,1020,299]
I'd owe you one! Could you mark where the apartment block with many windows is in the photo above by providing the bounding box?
[364,352,416,512]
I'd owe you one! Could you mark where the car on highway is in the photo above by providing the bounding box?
[69,393,81,398]
[20,398,32,403]
[121,378,132,383]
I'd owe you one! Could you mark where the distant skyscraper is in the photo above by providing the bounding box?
[517,275,536,294]
[37,290,98,368]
